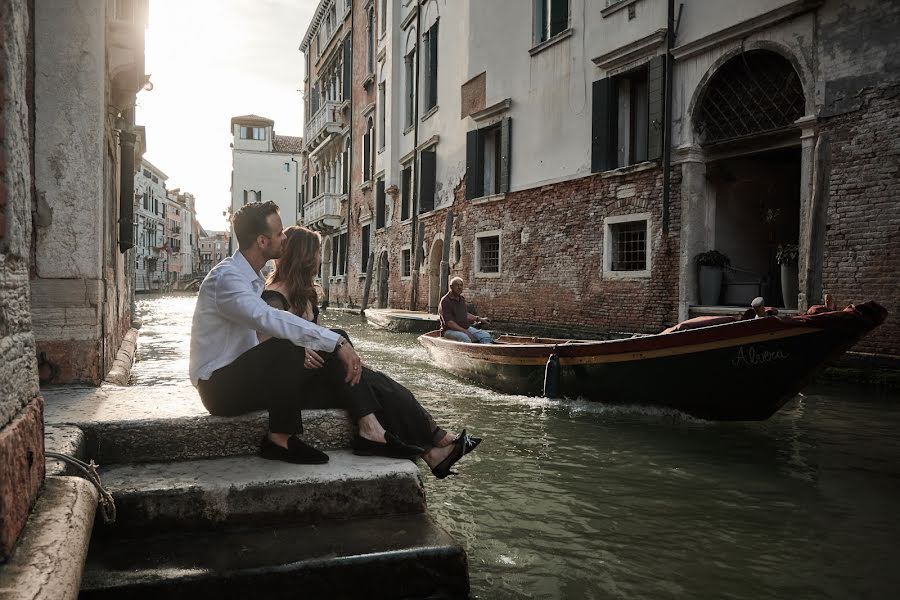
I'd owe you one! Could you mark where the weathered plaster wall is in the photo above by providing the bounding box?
[232,148,301,227]
[0,0,45,561]
[33,0,106,280]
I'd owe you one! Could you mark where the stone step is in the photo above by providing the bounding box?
[94,450,426,535]
[80,513,469,599]
[0,477,98,600]
[42,384,354,464]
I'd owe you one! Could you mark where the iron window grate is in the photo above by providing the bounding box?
[478,236,500,273]
[610,221,646,271]
[695,50,804,145]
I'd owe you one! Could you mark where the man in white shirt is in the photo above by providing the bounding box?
[189,201,364,464]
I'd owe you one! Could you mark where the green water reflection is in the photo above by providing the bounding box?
[135,295,900,599]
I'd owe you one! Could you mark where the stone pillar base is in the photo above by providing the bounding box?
[0,396,45,561]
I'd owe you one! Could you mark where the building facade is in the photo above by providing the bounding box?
[1,0,149,560]
[134,159,168,291]
[198,229,230,275]
[299,0,900,364]
[230,114,304,239]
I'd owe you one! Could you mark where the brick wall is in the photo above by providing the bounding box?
[0,0,44,561]
[820,83,900,360]
[349,165,682,337]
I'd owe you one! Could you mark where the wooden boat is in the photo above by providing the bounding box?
[365,308,440,333]
[418,302,887,421]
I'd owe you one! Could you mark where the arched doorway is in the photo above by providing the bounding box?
[690,49,806,309]
[376,250,389,308]
[427,238,443,314]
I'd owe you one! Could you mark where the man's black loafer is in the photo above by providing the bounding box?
[260,435,329,464]
[352,431,423,459]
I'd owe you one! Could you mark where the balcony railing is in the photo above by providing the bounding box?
[304,192,344,229]
[305,100,342,147]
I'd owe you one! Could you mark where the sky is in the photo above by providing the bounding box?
[137,0,317,231]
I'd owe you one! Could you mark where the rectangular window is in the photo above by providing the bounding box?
[401,248,412,278]
[376,180,386,228]
[592,57,664,172]
[285,162,291,172]
[361,224,371,271]
[151,174,159,184]
[422,22,439,112]
[533,0,569,45]
[466,118,512,200]
[405,50,416,129]
[143,168,151,178]
[401,166,412,220]
[476,234,501,275]
[240,126,267,140]
[603,213,651,278]
[610,221,646,271]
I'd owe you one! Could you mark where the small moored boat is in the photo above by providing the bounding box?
[418,302,887,421]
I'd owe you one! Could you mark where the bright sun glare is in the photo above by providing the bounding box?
[137,0,314,231]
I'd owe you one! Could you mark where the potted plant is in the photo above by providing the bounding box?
[695,250,730,305]
[777,243,799,309]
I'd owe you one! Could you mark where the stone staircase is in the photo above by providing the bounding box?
[33,384,469,599]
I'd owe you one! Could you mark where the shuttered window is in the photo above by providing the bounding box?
[466,117,511,200]
[361,225,370,272]
[405,50,416,128]
[401,166,412,220]
[592,56,665,172]
[422,22,439,112]
[363,118,373,182]
[376,179,386,228]
[418,150,436,214]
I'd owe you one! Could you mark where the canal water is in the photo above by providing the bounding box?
[134,294,900,599]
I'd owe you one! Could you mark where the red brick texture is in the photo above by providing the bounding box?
[345,165,682,336]
[820,83,900,360]
[0,396,45,561]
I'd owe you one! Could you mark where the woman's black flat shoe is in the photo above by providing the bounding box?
[352,431,423,459]
[455,429,482,455]
[431,434,466,479]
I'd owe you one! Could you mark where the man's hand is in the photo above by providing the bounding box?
[336,338,362,385]
[303,349,324,369]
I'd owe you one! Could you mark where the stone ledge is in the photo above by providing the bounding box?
[0,476,98,600]
[93,450,426,534]
[104,327,139,386]
[45,424,86,476]
[0,396,44,560]
[43,384,355,464]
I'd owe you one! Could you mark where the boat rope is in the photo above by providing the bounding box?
[45,451,116,524]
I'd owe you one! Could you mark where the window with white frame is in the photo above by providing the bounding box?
[378,73,386,150]
[401,246,412,278]
[240,126,266,141]
[603,213,651,278]
[475,231,502,276]
[363,117,374,182]
[533,0,569,45]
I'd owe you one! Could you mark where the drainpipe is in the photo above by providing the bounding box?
[408,4,422,310]
[345,7,354,279]
[291,156,300,223]
[661,0,676,235]
[119,130,137,253]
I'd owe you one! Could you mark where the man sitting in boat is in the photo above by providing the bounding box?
[439,277,493,344]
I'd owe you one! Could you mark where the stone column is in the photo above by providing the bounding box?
[675,146,712,321]
[796,115,822,312]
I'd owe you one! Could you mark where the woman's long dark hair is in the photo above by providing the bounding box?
[267,226,321,316]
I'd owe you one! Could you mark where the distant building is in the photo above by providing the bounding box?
[298,0,900,364]
[134,159,168,292]
[229,114,303,240]
[198,229,230,275]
